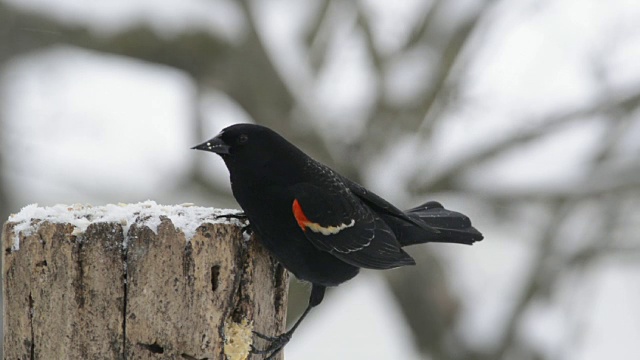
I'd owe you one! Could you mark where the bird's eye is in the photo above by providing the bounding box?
[237,134,248,144]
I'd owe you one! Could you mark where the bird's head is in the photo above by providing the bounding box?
[192,123,277,157]
[192,123,302,174]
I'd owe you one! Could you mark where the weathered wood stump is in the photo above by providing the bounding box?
[2,202,289,359]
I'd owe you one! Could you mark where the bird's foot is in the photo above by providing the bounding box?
[250,330,292,359]
[215,212,248,221]
[241,223,253,236]
[215,212,252,235]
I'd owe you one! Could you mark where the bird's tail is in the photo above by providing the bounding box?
[397,201,483,246]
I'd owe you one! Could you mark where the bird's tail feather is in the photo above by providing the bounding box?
[399,201,483,246]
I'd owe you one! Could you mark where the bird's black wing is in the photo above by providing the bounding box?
[342,177,440,234]
[290,182,415,269]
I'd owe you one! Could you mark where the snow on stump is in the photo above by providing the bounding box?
[2,201,289,360]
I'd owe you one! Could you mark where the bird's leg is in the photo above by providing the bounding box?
[251,285,326,359]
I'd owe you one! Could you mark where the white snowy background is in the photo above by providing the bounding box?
[1,0,640,359]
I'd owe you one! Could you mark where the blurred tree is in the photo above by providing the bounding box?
[1,0,639,359]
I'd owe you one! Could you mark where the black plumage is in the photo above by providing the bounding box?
[193,123,483,358]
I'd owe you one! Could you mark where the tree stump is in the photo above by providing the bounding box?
[1,202,289,359]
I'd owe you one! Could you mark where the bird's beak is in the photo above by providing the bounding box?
[191,135,230,154]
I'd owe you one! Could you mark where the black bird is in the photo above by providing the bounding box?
[193,123,483,359]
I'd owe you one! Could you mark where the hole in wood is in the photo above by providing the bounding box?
[180,353,209,360]
[211,265,221,292]
[181,353,209,360]
[138,342,164,354]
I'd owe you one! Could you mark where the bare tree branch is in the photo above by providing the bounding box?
[459,165,640,204]
[305,0,333,74]
[0,3,230,76]
[418,1,495,132]
[410,90,640,193]
[492,201,571,358]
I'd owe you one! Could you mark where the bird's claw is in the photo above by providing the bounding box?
[250,331,292,359]
[215,212,253,235]
[241,224,253,236]
[215,212,248,221]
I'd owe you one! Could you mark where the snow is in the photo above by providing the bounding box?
[7,201,243,251]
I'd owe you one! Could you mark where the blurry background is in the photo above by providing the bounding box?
[1,0,640,359]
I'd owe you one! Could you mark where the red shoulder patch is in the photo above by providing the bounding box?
[292,199,311,231]
[292,198,357,235]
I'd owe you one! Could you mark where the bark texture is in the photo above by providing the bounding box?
[2,217,288,360]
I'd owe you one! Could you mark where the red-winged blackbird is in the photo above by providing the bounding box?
[193,124,483,359]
